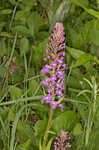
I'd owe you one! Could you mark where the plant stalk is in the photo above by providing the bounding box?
[43,107,53,149]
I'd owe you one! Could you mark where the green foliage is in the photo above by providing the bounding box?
[28,79,41,96]
[8,106,16,121]
[67,46,85,59]
[32,39,48,67]
[17,139,31,150]
[73,123,82,136]
[46,138,53,150]
[90,19,99,45]
[17,120,34,141]
[9,86,23,100]
[0,0,99,150]
[74,53,94,67]
[12,25,30,36]
[34,118,48,137]
[20,37,29,56]
[70,0,99,18]
[0,39,6,57]
[27,12,41,36]
[52,110,78,133]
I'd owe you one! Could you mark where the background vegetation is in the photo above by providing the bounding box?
[0,0,99,150]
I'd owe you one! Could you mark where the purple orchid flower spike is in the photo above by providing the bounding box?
[41,22,66,111]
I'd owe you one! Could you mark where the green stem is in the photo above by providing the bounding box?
[43,107,53,149]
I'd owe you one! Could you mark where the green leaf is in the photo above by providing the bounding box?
[34,120,42,136]
[17,139,31,150]
[34,118,48,137]
[46,138,53,150]
[15,11,26,20]
[17,121,34,142]
[67,76,82,89]
[52,110,78,133]
[68,28,85,49]
[15,10,29,24]
[0,9,12,14]
[39,138,42,150]
[28,79,37,96]
[8,106,16,121]
[51,0,62,13]
[32,39,48,66]
[27,12,41,36]
[90,29,99,45]
[20,37,29,56]
[0,108,7,120]
[90,127,99,150]
[0,115,7,136]
[36,31,49,42]
[0,66,5,77]
[22,0,35,10]
[67,46,85,60]
[74,53,94,67]
[73,123,82,136]
[12,25,30,36]
[0,39,6,57]
[71,68,83,80]
[9,86,23,100]
[89,19,99,45]
[0,22,6,31]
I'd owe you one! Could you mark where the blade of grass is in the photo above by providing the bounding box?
[83,78,93,88]
[77,90,91,97]
[9,5,17,31]
[14,75,41,86]
[64,98,89,104]
[0,95,42,106]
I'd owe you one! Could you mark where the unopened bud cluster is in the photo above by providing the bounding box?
[54,130,71,150]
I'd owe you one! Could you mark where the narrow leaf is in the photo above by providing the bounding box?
[70,0,99,18]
